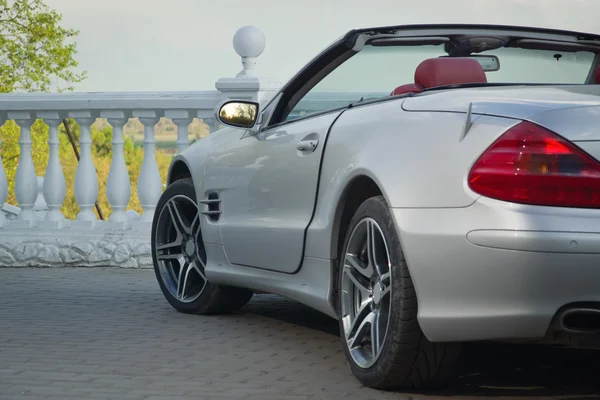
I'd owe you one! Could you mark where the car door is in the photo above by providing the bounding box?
[211,32,376,273]
[216,110,344,273]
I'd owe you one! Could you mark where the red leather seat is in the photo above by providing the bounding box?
[391,57,488,95]
[595,66,600,83]
[391,83,422,96]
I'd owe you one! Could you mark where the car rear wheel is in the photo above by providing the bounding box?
[151,178,253,315]
[338,195,461,390]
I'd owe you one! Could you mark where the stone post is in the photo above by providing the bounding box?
[215,26,282,109]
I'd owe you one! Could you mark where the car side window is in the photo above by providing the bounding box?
[271,45,442,125]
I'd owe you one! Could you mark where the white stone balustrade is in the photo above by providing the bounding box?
[0,91,223,268]
[0,25,385,269]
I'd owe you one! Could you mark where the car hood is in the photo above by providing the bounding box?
[402,85,600,142]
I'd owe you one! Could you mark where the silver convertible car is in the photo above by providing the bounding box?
[151,24,600,390]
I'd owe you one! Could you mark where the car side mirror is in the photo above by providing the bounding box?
[216,100,260,130]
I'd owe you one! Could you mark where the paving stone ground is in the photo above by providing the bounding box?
[0,267,598,400]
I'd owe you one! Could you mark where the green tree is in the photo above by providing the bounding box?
[0,0,86,93]
[0,0,86,215]
[0,0,175,220]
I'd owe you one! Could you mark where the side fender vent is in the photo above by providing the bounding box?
[200,192,221,222]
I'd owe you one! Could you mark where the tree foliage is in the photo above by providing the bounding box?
[0,0,86,92]
[0,0,174,220]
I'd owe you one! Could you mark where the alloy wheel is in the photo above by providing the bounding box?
[154,194,207,303]
[341,217,392,369]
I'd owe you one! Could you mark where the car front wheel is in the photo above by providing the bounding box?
[338,195,461,390]
[151,178,253,315]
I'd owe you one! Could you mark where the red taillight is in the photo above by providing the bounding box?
[468,121,600,208]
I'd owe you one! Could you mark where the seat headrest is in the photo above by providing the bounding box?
[391,83,422,96]
[415,58,487,89]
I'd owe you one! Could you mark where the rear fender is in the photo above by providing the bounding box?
[304,99,521,262]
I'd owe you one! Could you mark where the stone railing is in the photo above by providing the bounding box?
[0,91,225,268]
[0,25,385,268]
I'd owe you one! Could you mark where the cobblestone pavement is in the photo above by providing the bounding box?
[0,268,598,400]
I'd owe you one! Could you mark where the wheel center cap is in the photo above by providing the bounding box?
[372,282,382,305]
[185,240,195,257]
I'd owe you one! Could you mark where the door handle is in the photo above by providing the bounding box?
[297,139,319,152]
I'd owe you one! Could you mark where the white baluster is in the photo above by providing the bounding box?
[33,176,47,213]
[0,119,7,227]
[136,115,162,222]
[10,113,37,223]
[38,114,66,222]
[106,116,131,222]
[72,115,98,221]
[204,118,217,134]
[172,118,192,153]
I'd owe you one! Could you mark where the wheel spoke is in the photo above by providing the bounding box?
[191,213,200,235]
[380,272,391,299]
[366,220,382,277]
[190,260,206,280]
[167,199,192,236]
[381,285,391,300]
[380,272,390,284]
[371,310,382,359]
[196,252,206,268]
[157,235,183,252]
[345,252,373,280]
[158,253,184,262]
[178,262,193,300]
[343,260,371,298]
[347,303,375,349]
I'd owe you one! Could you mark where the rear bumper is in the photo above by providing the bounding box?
[392,197,600,343]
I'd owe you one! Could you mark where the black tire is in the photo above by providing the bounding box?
[151,178,253,315]
[338,195,461,390]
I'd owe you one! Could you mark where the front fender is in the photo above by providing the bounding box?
[167,155,193,185]
[166,127,239,199]
[163,127,243,245]
[166,147,207,207]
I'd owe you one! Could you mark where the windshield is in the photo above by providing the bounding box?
[286,37,599,121]
[309,43,596,95]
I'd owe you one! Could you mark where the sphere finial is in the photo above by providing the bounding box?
[233,26,266,77]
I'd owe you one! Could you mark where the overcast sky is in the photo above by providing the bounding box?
[45,0,598,92]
